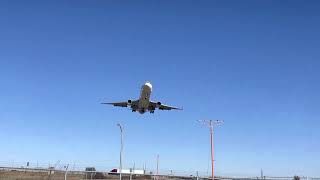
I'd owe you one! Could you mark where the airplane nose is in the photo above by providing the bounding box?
[145,81,152,89]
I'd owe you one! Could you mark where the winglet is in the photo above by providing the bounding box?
[101,102,112,105]
[175,106,183,110]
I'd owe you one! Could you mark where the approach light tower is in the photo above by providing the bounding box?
[117,123,124,180]
[198,119,223,180]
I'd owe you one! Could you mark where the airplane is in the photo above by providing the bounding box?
[101,81,182,114]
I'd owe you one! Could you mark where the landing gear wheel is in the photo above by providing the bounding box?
[150,110,155,114]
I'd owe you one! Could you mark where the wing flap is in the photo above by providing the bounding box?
[149,101,182,111]
[159,104,183,110]
[101,102,128,107]
[101,100,139,108]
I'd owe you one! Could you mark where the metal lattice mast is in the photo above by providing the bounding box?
[198,120,223,180]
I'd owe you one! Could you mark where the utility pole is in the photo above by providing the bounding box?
[64,164,69,180]
[196,171,199,180]
[143,162,146,173]
[198,120,223,180]
[130,162,135,180]
[117,123,124,180]
[156,155,159,180]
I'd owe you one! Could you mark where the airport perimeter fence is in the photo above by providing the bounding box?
[0,160,319,180]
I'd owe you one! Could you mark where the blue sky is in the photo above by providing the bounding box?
[0,0,320,177]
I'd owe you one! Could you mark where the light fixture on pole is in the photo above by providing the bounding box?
[198,119,223,180]
[117,123,124,180]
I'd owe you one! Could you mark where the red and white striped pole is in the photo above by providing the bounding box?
[198,120,223,180]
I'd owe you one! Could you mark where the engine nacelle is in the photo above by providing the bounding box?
[128,100,132,105]
[156,102,161,108]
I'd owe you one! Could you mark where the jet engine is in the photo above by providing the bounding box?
[128,100,132,105]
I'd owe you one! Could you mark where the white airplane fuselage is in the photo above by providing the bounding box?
[137,82,152,114]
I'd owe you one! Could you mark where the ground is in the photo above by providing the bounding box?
[0,170,199,180]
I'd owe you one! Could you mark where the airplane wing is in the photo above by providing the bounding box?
[101,100,138,108]
[101,102,128,107]
[149,101,183,111]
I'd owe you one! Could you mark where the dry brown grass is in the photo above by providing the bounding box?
[0,170,191,180]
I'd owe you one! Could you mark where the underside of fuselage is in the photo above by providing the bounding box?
[131,106,154,114]
[139,109,146,114]
[134,82,153,114]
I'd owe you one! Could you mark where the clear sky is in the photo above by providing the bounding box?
[0,0,320,177]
